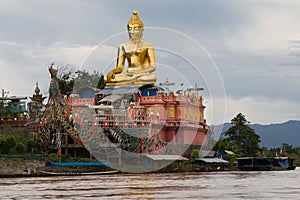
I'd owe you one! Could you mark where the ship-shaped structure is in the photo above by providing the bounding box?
[88,83,209,157]
[27,11,210,167]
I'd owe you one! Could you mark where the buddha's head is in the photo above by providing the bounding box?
[127,10,144,41]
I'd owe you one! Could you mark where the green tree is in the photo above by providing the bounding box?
[14,142,25,154]
[26,140,35,153]
[73,70,105,92]
[213,137,237,152]
[0,136,17,154]
[295,147,300,156]
[57,67,105,96]
[223,113,260,157]
[97,74,106,89]
[5,135,17,154]
[6,135,17,148]
[281,143,293,154]
[58,68,75,97]
[47,153,60,162]
[0,138,5,154]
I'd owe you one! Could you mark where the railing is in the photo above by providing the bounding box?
[0,120,26,127]
[97,119,151,129]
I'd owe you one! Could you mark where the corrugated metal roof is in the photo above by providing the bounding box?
[99,95,122,102]
[201,150,215,158]
[96,86,140,95]
[0,96,27,100]
[145,155,188,161]
[224,150,235,155]
[193,158,228,163]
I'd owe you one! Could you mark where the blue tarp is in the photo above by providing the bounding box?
[141,87,158,96]
[45,162,109,167]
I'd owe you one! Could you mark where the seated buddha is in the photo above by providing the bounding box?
[106,10,157,86]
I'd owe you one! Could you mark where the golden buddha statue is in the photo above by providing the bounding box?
[106,10,157,86]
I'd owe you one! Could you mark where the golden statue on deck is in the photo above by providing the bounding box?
[106,10,157,87]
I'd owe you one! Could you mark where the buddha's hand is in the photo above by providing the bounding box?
[106,67,123,81]
[112,67,123,74]
[126,66,143,74]
[106,70,115,82]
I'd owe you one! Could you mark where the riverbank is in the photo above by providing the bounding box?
[0,156,235,178]
[0,157,45,178]
[0,157,118,178]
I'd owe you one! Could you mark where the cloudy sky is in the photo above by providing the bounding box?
[0,0,299,125]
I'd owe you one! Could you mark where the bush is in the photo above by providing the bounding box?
[15,142,25,154]
[6,136,17,149]
[226,154,237,167]
[26,140,35,153]
[0,138,5,154]
[192,149,200,159]
[8,148,17,155]
[0,136,16,154]
[61,154,72,162]
[47,153,60,162]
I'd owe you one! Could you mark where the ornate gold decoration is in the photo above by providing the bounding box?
[166,107,175,118]
[29,82,46,102]
[127,10,144,28]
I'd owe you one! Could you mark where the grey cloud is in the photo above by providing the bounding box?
[1,1,300,123]
[0,1,251,44]
[210,47,300,102]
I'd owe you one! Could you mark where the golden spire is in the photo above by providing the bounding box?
[30,81,46,102]
[35,81,40,95]
[127,10,144,28]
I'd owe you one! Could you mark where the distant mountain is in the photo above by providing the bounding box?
[214,120,300,148]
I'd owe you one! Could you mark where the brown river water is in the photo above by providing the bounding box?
[1,168,300,199]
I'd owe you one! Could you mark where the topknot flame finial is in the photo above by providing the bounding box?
[35,81,41,95]
[127,10,144,28]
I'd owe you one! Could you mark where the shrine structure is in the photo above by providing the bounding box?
[28,11,210,159]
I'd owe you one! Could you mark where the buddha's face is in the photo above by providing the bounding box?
[128,24,144,41]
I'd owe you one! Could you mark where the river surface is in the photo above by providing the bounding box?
[1,168,300,199]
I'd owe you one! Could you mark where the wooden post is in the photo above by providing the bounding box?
[119,147,122,169]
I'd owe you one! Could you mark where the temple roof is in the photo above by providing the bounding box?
[29,82,46,102]
[96,86,141,95]
[0,96,27,101]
